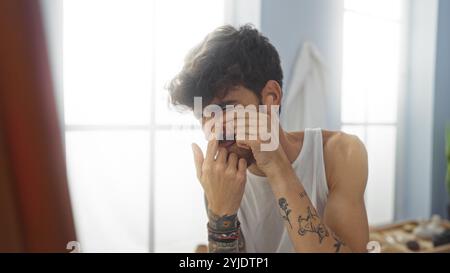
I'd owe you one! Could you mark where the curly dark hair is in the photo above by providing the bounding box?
[167,24,283,110]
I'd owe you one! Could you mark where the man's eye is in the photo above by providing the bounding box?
[221,104,240,111]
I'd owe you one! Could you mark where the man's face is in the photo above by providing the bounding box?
[200,86,261,165]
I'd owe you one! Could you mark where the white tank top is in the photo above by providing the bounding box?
[238,128,329,252]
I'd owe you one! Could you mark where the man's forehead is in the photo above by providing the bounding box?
[199,98,242,123]
[208,88,241,105]
[205,99,239,109]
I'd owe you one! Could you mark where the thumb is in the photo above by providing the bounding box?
[191,143,204,180]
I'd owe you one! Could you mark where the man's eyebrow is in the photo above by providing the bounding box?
[202,100,239,113]
[217,100,238,109]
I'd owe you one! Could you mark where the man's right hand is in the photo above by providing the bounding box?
[192,140,247,216]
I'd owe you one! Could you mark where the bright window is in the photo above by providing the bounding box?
[63,0,224,252]
[341,0,407,225]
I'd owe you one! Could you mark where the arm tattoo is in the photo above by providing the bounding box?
[207,209,238,231]
[277,194,346,251]
[206,208,245,253]
[278,198,293,229]
[331,232,346,253]
[297,206,329,243]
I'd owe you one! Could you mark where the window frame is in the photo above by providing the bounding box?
[340,0,409,225]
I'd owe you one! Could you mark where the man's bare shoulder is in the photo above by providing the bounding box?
[289,130,367,191]
[288,130,365,158]
[322,130,368,191]
[322,130,366,157]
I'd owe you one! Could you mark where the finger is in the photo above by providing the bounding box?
[205,139,218,164]
[234,126,259,143]
[224,108,237,122]
[235,139,250,150]
[236,125,258,138]
[191,143,204,180]
[217,147,228,164]
[236,138,258,150]
[236,141,251,149]
[231,116,258,128]
[238,158,248,174]
[227,153,238,170]
[226,121,255,141]
[202,120,212,140]
[203,118,220,141]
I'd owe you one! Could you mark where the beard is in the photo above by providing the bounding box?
[219,140,256,166]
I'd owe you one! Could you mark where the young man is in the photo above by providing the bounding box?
[168,25,369,253]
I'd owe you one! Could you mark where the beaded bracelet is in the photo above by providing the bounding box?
[207,221,241,242]
[208,230,240,242]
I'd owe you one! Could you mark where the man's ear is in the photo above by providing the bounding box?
[261,80,282,108]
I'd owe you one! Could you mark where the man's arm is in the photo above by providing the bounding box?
[204,195,246,253]
[322,134,369,252]
[268,134,369,252]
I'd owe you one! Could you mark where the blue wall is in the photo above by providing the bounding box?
[260,0,343,130]
[259,0,450,220]
[396,0,438,221]
[432,0,450,218]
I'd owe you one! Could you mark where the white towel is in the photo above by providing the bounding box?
[281,42,329,131]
